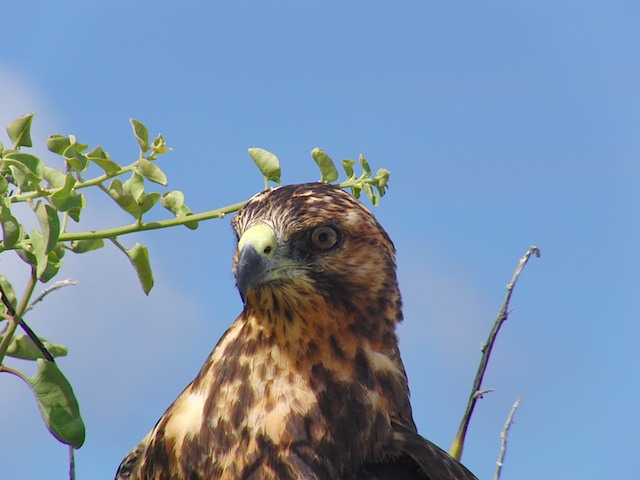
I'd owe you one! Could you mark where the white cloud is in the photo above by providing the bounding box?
[0,66,62,148]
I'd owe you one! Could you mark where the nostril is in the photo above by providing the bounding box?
[263,246,272,255]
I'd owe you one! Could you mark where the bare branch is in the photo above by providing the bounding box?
[25,279,78,313]
[494,397,522,480]
[473,388,495,400]
[69,445,76,480]
[449,246,539,460]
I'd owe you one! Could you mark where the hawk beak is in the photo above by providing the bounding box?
[236,224,278,302]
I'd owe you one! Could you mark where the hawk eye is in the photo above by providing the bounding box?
[310,226,339,250]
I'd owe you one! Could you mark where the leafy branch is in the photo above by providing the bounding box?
[0,113,391,460]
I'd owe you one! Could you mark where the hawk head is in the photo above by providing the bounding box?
[232,182,402,346]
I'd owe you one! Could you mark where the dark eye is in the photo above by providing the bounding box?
[310,225,339,250]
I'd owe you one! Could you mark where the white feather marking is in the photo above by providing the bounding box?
[163,391,208,441]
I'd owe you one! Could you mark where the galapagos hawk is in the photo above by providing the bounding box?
[116,182,476,480]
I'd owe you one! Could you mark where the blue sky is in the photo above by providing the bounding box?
[1,2,639,479]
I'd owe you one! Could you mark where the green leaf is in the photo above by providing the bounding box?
[35,202,60,254]
[248,148,281,184]
[341,159,356,180]
[311,148,339,183]
[0,275,16,316]
[122,172,145,204]
[107,179,139,218]
[43,166,67,188]
[130,119,150,153]
[3,152,44,186]
[359,154,372,175]
[161,190,198,229]
[6,113,34,149]
[375,168,390,195]
[138,158,167,185]
[0,207,20,248]
[363,183,380,206]
[139,192,160,215]
[49,172,76,199]
[65,193,85,222]
[87,146,120,174]
[125,243,154,294]
[5,335,68,360]
[0,175,8,194]
[46,135,72,155]
[31,228,49,279]
[49,173,85,221]
[69,238,104,254]
[63,143,89,172]
[40,247,65,283]
[27,359,85,448]
[67,135,89,153]
[16,244,37,266]
[161,190,185,212]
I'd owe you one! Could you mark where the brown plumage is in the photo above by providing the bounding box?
[116,182,476,480]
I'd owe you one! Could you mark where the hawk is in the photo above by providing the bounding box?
[116,182,476,479]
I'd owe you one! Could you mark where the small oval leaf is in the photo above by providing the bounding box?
[341,159,356,180]
[35,202,61,254]
[63,143,89,172]
[311,148,339,183]
[1,208,21,248]
[161,191,198,229]
[130,119,150,153]
[87,146,121,174]
[27,359,85,448]
[122,172,146,204]
[248,148,281,184]
[31,228,48,279]
[7,113,34,149]
[125,243,154,294]
[47,134,72,155]
[69,238,105,254]
[138,158,168,186]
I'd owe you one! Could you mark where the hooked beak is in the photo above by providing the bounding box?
[235,224,278,302]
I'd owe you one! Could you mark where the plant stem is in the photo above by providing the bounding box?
[449,246,539,460]
[0,268,38,364]
[0,200,249,253]
[0,365,30,382]
[56,200,248,242]
[12,162,138,204]
[494,397,521,480]
[337,176,378,190]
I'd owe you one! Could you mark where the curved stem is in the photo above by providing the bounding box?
[450,246,540,460]
[0,364,30,383]
[12,162,138,204]
[56,200,248,242]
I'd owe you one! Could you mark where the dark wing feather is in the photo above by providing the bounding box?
[377,421,477,480]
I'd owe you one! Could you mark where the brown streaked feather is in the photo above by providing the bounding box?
[116,183,476,480]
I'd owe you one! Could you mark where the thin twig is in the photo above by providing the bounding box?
[69,445,76,480]
[450,246,540,460]
[494,397,521,480]
[473,388,495,400]
[25,279,78,313]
